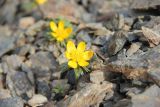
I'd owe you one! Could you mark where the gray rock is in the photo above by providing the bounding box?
[21,64,35,85]
[16,44,31,56]
[0,63,3,74]
[120,83,144,97]
[126,42,142,57]
[25,20,48,36]
[2,55,23,69]
[19,17,35,29]
[29,51,58,81]
[127,31,142,42]
[28,94,48,107]
[0,74,3,88]
[131,85,160,107]
[93,36,107,46]
[108,31,127,56]
[0,97,24,107]
[0,35,16,57]
[131,0,160,10]
[98,45,160,80]
[37,80,51,99]
[26,36,35,43]
[147,67,160,86]
[57,53,68,65]
[103,101,114,107]
[142,24,160,47]
[7,71,34,98]
[51,44,60,58]
[104,14,124,31]
[0,26,12,37]
[0,0,18,24]
[104,90,114,101]
[52,72,61,80]
[144,17,160,28]
[0,89,11,100]
[77,31,92,43]
[44,101,56,107]
[113,99,131,107]
[90,70,105,84]
[57,81,113,107]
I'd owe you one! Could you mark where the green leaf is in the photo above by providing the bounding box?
[52,85,64,94]
[44,31,55,41]
[21,1,37,12]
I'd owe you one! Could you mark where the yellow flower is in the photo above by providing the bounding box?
[35,0,47,5]
[50,20,72,42]
[65,41,94,69]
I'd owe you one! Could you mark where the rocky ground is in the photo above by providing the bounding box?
[0,0,160,107]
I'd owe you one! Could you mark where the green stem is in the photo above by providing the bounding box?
[82,66,90,72]
[37,5,44,18]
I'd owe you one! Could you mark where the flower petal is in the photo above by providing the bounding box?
[68,60,77,68]
[50,32,58,37]
[67,41,76,53]
[57,37,63,42]
[83,51,94,60]
[58,20,64,30]
[65,52,71,59]
[50,21,57,31]
[36,0,47,5]
[78,60,89,67]
[77,42,86,52]
[65,27,72,35]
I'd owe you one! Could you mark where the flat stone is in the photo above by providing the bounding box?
[144,17,160,28]
[104,14,125,31]
[29,51,58,80]
[90,70,105,84]
[21,63,35,85]
[113,99,131,107]
[147,67,160,86]
[7,71,34,97]
[0,0,18,24]
[96,45,160,80]
[0,89,11,100]
[0,77,3,89]
[57,53,68,64]
[37,80,51,99]
[120,83,144,97]
[131,85,160,107]
[0,97,24,107]
[28,94,48,107]
[77,31,92,43]
[2,55,23,69]
[25,20,48,36]
[93,36,108,46]
[0,35,16,57]
[0,26,12,37]
[41,0,85,21]
[16,44,32,56]
[102,101,114,107]
[126,42,142,57]
[131,0,160,10]
[108,31,127,56]
[44,101,56,107]
[57,81,113,107]
[142,25,160,47]
[19,17,35,29]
